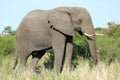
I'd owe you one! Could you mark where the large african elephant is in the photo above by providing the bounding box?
[13,6,98,72]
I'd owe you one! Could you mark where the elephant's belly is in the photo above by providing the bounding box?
[29,35,52,51]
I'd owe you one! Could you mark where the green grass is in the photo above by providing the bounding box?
[0,55,120,80]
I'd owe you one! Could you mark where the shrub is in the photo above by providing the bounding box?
[0,35,16,55]
[72,32,90,67]
[96,36,120,63]
[107,24,120,38]
[96,22,120,63]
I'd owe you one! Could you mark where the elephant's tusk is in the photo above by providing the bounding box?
[84,32,104,37]
[84,32,94,37]
[95,33,104,36]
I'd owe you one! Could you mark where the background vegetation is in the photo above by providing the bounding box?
[0,22,120,80]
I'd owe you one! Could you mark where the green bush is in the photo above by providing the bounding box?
[96,23,120,63]
[107,24,120,38]
[96,36,120,63]
[0,35,16,55]
[72,32,90,67]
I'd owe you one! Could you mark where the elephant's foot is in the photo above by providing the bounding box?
[27,67,41,74]
[34,67,41,74]
[61,67,70,75]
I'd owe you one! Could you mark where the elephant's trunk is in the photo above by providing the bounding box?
[80,15,98,63]
[87,35,98,64]
[79,22,98,63]
[78,29,98,63]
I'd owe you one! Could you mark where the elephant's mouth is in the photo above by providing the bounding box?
[74,28,81,31]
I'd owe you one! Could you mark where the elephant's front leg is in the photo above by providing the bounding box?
[52,30,66,72]
[62,36,73,73]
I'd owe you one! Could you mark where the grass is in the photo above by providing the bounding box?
[0,55,120,80]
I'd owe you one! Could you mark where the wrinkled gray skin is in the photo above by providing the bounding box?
[13,7,98,72]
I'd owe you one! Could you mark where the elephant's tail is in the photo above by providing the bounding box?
[13,51,18,70]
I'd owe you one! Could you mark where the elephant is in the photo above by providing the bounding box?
[13,6,98,72]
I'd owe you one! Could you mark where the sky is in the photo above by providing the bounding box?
[0,0,120,32]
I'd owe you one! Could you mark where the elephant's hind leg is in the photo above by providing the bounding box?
[19,50,30,70]
[29,51,45,72]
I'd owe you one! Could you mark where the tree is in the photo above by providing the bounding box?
[2,26,16,36]
[2,26,12,34]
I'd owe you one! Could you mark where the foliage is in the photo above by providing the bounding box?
[107,22,120,37]
[95,27,108,35]
[72,32,90,66]
[0,35,16,55]
[96,22,120,63]
[96,36,120,63]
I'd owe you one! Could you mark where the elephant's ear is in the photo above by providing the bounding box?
[48,11,74,36]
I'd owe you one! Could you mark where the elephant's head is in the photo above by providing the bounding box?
[48,7,98,63]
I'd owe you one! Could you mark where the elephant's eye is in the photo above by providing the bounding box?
[79,19,82,25]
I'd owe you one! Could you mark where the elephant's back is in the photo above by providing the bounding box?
[17,9,49,31]
[24,10,48,19]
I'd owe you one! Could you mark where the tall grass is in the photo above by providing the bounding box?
[0,55,120,80]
